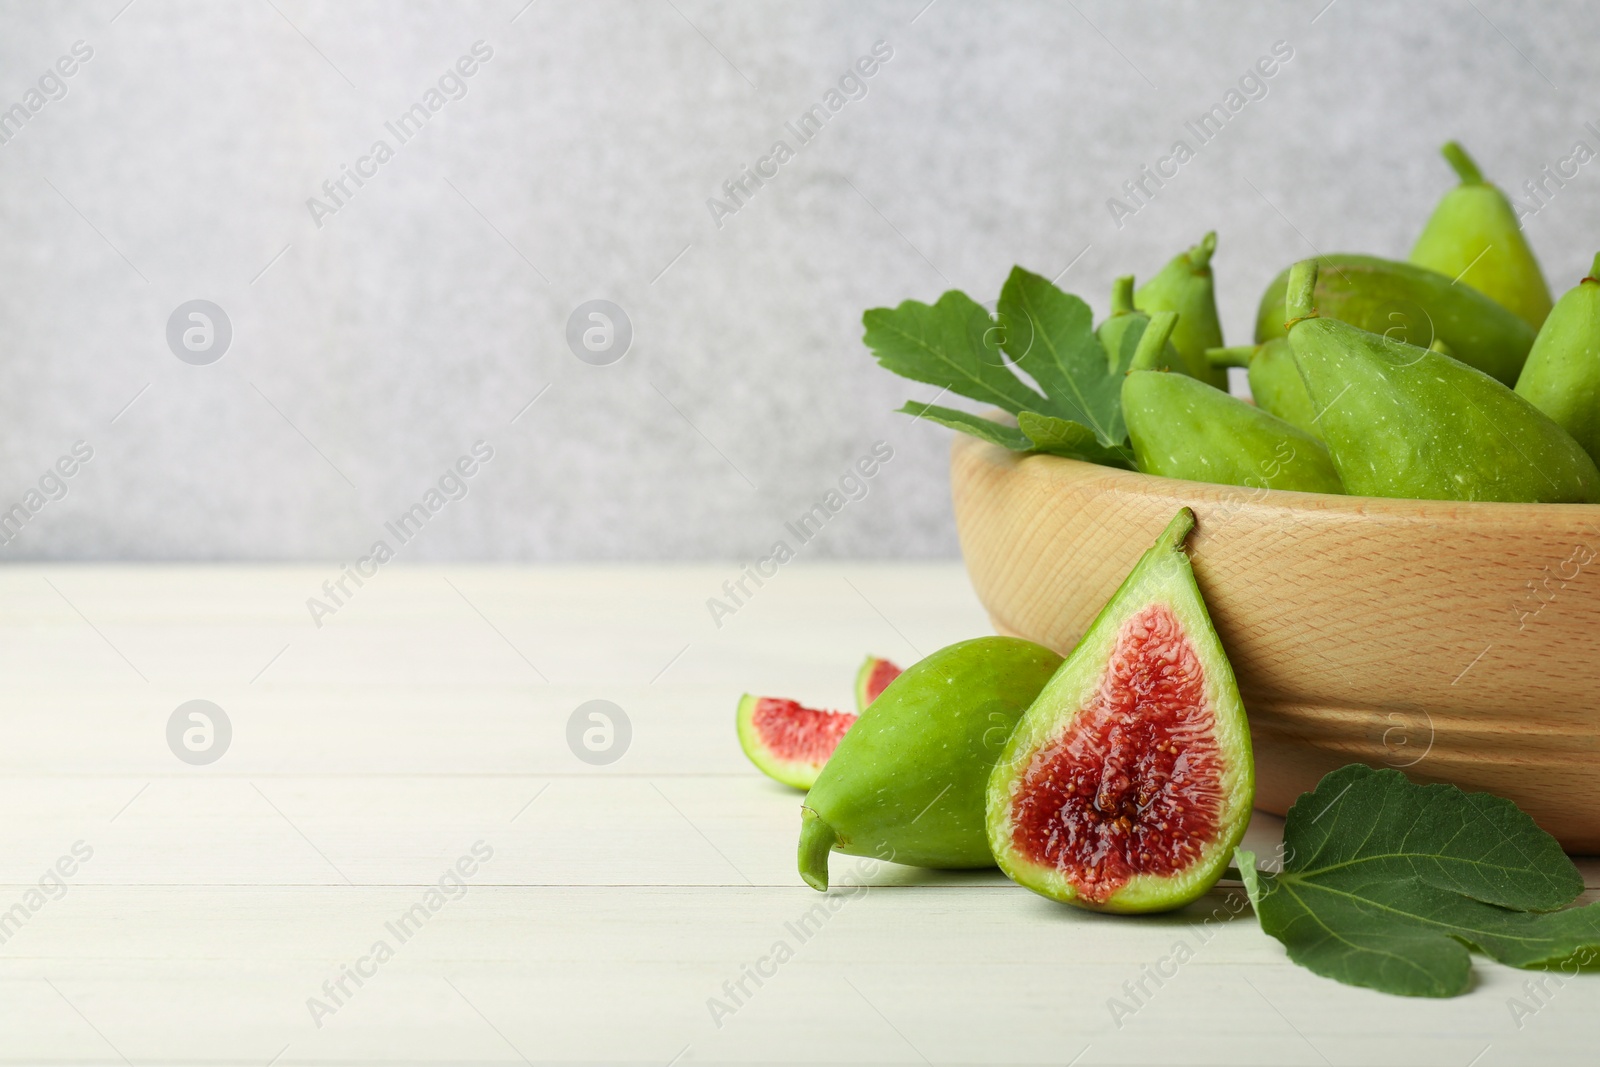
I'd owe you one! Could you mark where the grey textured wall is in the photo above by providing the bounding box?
[0,0,1595,561]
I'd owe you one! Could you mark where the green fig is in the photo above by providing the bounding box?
[987,508,1254,913]
[1515,253,1600,465]
[1135,231,1229,388]
[1123,370,1343,494]
[1283,260,1600,503]
[798,636,1063,891]
[1207,340,1321,439]
[1256,253,1536,385]
[1410,141,1553,330]
[1097,276,1185,376]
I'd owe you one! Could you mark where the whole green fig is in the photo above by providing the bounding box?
[798,637,1063,891]
[1410,141,1552,330]
[1284,260,1600,503]
[1123,370,1342,494]
[1135,232,1229,388]
[1515,253,1600,465]
[1098,275,1183,375]
[1257,254,1535,385]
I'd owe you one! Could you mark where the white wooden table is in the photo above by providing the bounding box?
[0,563,1592,1065]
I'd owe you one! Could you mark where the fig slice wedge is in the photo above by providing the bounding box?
[737,695,856,791]
[854,655,903,711]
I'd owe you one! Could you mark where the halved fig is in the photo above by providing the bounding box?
[986,508,1254,913]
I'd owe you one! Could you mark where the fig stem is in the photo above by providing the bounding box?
[1157,506,1196,553]
[1109,275,1137,317]
[1190,231,1218,273]
[1205,345,1256,368]
[1441,141,1484,185]
[1129,310,1179,372]
[1284,260,1319,324]
[1586,251,1600,283]
[798,807,838,892]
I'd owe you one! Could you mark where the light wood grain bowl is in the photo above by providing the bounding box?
[950,433,1600,853]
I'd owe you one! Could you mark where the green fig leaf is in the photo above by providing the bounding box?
[1247,765,1598,997]
[898,402,1032,451]
[1016,412,1136,469]
[997,267,1126,445]
[863,291,1049,416]
[865,274,1142,468]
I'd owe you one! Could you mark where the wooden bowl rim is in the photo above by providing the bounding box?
[952,432,1600,525]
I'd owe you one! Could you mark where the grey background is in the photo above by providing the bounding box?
[0,0,1595,561]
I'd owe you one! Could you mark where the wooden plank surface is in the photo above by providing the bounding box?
[0,563,1593,1065]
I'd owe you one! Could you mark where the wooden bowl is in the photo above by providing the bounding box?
[950,434,1600,853]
